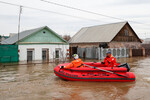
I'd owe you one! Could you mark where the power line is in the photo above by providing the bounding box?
[0,0,150,27]
[41,0,125,21]
[0,1,107,23]
[0,1,20,6]
[41,0,150,26]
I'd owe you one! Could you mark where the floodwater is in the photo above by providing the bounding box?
[0,57,150,100]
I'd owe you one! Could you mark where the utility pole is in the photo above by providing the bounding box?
[17,6,22,45]
[17,6,22,62]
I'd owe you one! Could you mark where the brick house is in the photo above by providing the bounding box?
[69,22,142,55]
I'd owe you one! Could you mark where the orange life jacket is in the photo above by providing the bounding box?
[103,55,117,67]
[65,58,84,69]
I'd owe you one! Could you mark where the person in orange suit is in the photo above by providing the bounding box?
[60,54,85,69]
[101,51,117,67]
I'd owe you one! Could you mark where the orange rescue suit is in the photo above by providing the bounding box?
[65,58,85,69]
[103,55,117,67]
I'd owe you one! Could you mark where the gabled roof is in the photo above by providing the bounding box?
[1,26,67,44]
[0,35,9,39]
[69,21,139,43]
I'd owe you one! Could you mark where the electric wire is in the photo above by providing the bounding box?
[41,0,150,26]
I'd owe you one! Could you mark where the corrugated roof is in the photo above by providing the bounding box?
[1,26,67,44]
[69,21,128,43]
[1,26,45,44]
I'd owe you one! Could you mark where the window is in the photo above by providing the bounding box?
[42,49,47,60]
[55,50,59,58]
[43,31,46,34]
[55,48,61,58]
[124,29,128,36]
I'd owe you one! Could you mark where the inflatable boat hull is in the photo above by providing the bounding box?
[54,62,135,82]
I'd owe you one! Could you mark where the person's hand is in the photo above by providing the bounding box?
[60,66,64,68]
[101,62,105,64]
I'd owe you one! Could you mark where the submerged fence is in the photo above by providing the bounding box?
[77,47,129,60]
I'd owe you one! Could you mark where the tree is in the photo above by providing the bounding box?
[63,35,71,41]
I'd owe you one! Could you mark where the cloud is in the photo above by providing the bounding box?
[0,14,17,19]
[0,0,150,38]
[111,0,150,5]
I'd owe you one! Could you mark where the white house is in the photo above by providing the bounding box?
[1,26,69,61]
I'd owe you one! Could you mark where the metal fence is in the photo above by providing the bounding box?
[0,45,19,63]
[77,47,129,60]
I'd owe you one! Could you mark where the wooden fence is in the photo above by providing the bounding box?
[132,49,143,56]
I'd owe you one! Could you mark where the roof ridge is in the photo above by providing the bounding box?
[69,21,129,43]
[1,26,68,44]
[84,21,128,28]
[21,26,47,33]
[1,26,47,44]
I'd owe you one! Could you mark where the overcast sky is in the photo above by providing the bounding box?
[0,0,150,38]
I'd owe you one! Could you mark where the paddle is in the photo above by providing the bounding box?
[118,63,130,72]
[84,64,128,78]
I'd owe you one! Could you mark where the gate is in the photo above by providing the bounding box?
[145,49,150,56]
[132,49,143,56]
[0,45,19,63]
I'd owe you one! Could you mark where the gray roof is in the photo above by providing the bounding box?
[69,21,128,43]
[1,26,67,44]
[1,26,45,44]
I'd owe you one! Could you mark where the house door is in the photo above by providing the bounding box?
[27,51,33,61]
[55,50,59,58]
[42,49,47,60]
[70,47,77,58]
[42,48,49,61]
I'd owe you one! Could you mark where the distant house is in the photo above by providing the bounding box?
[0,35,9,44]
[69,21,142,54]
[9,33,17,37]
[143,38,150,44]
[1,26,69,61]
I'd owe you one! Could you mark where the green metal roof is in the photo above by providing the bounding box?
[1,26,68,44]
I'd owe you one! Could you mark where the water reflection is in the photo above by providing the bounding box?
[0,57,150,100]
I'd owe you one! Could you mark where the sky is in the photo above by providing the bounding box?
[0,0,150,39]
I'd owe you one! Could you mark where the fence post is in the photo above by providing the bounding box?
[129,48,132,57]
[85,48,87,59]
[98,47,100,60]
[116,48,118,58]
[142,47,145,56]
[101,47,103,60]
[119,47,121,58]
[124,48,126,57]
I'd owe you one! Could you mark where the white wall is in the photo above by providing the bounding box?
[18,44,69,61]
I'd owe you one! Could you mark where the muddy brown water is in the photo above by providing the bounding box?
[0,57,150,100]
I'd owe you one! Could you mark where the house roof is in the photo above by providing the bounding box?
[69,21,138,43]
[1,26,67,44]
[0,35,9,39]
